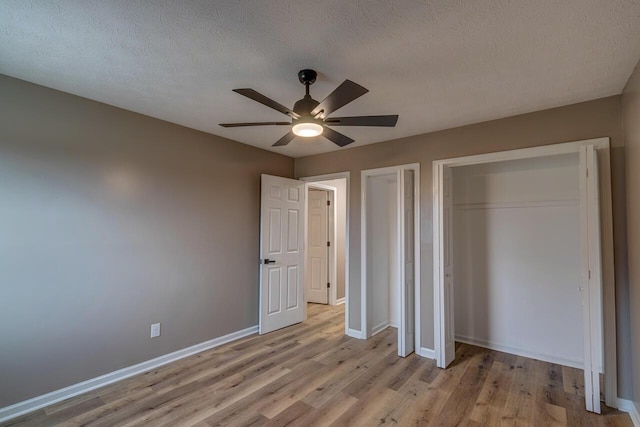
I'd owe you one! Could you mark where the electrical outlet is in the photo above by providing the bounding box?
[150,323,161,338]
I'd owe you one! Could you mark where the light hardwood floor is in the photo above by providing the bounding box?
[2,303,632,426]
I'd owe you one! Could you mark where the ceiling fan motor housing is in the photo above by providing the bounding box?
[293,95,320,116]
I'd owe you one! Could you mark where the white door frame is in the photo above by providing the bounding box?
[299,172,351,335]
[305,183,337,306]
[432,137,617,410]
[361,164,421,352]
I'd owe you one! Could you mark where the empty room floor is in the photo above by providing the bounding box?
[2,304,632,426]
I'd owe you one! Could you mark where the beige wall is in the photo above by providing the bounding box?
[622,61,640,409]
[295,96,632,398]
[0,74,294,407]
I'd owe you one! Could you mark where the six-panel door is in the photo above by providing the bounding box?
[259,175,305,334]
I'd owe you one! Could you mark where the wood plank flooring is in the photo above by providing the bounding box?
[2,303,632,426]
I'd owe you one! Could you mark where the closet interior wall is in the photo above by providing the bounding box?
[366,173,400,335]
[452,153,584,367]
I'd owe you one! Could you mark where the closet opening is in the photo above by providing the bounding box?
[452,153,583,367]
[362,164,420,357]
[433,139,617,413]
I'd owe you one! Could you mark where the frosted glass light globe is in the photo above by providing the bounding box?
[292,122,323,137]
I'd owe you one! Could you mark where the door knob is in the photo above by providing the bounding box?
[263,259,276,264]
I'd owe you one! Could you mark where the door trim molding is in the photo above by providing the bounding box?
[432,137,617,411]
[361,163,421,354]
[299,172,351,334]
[433,137,609,167]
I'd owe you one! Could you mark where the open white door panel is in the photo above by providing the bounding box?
[435,163,456,368]
[399,169,416,356]
[579,145,604,413]
[259,174,305,335]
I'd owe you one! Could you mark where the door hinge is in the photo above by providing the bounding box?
[586,168,589,177]
[588,270,591,279]
[327,200,331,206]
[327,283,330,288]
[327,241,330,247]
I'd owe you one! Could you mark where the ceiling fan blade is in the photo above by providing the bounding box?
[272,131,296,147]
[233,89,300,119]
[219,122,290,127]
[311,80,369,119]
[324,115,398,127]
[322,127,354,147]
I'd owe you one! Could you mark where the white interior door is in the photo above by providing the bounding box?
[579,145,604,413]
[259,174,305,334]
[435,164,456,368]
[399,169,415,356]
[307,189,329,304]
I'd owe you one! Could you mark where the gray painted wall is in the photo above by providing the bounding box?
[0,74,294,407]
[622,60,640,410]
[295,96,633,398]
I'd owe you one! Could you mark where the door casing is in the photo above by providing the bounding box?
[300,172,351,335]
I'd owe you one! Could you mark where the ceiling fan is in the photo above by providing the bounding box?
[219,69,399,147]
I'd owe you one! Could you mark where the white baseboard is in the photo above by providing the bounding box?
[618,399,640,426]
[0,325,259,424]
[336,297,346,305]
[417,347,436,359]
[371,321,391,337]
[346,327,365,339]
[455,335,583,369]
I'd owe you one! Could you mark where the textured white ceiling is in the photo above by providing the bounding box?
[1,1,640,157]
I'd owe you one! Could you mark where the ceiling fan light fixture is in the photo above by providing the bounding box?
[220,69,398,147]
[292,121,323,137]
